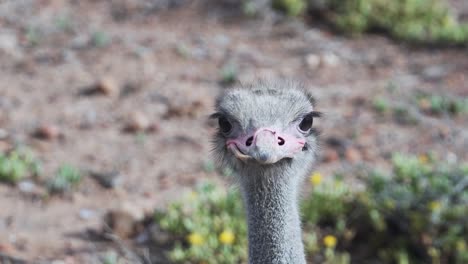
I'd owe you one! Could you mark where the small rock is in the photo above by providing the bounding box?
[0,129,8,140]
[345,147,361,163]
[322,149,339,163]
[213,34,230,47]
[422,65,449,81]
[125,112,150,132]
[165,99,206,119]
[96,77,119,96]
[104,210,137,238]
[79,209,96,220]
[320,52,340,67]
[91,171,122,189]
[70,34,90,49]
[305,54,320,70]
[0,31,21,58]
[34,125,61,140]
[18,181,35,193]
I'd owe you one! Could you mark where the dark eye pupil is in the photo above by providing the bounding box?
[299,115,313,131]
[218,117,232,134]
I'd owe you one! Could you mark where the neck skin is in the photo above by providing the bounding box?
[240,164,307,264]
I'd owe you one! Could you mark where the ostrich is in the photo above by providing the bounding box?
[212,81,320,264]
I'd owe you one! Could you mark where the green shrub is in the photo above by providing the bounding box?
[417,93,468,116]
[220,62,239,86]
[47,164,82,194]
[155,183,247,264]
[310,0,468,45]
[0,148,41,183]
[91,31,111,47]
[302,154,468,263]
[373,97,389,113]
[238,0,468,45]
[273,0,307,16]
[154,155,468,263]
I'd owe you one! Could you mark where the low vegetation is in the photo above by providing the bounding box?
[219,62,239,85]
[0,147,41,183]
[155,183,247,264]
[244,0,468,46]
[154,155,468,263]
[47,164,82,194]
[310,0,468,45]
[416,93,468,116]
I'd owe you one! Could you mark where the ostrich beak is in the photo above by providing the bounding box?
[228,144,252,162]
[227,128,305,165]
[251,130,282,164]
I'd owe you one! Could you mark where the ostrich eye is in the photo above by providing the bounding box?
[218,116,232,134]
[298,114,313,132]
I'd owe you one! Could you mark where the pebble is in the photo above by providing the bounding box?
[70,34,90,50]
[18,181,36,193]
[213,34,230,47]
[104,210,137,238]
[305,52,341,70]
[125,111,150,132]
[0,129,8,140]
[165,99,206,119]
[34,124,61,140]
[322,149,339,163]
[95,77,119,96]
[320,52,340,67]
[91,170,122,189]
[0,31,22,58]
[305,54,321,70]
[79,209,96,220]
[345,147,362,163]
[422,65,449,81]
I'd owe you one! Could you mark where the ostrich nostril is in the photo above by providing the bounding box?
[246,136,254,147]
[278,137,285,146]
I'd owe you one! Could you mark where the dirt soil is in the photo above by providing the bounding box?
[0,0,467,263]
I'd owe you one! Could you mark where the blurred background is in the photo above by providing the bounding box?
[0,0,467,263]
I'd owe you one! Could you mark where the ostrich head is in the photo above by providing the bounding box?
[211,81,320,264]
[212,81,320,176]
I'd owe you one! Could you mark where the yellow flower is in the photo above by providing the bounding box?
[219,230,235,245]
[323,235,337,248]
[418,154,429,164]
[428,201,441,211]
[187,232,204,246]
[310,172,322,186]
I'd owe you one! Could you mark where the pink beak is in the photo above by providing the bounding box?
[227,128,305,164]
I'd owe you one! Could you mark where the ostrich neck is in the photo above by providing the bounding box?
[240,168,306,264]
